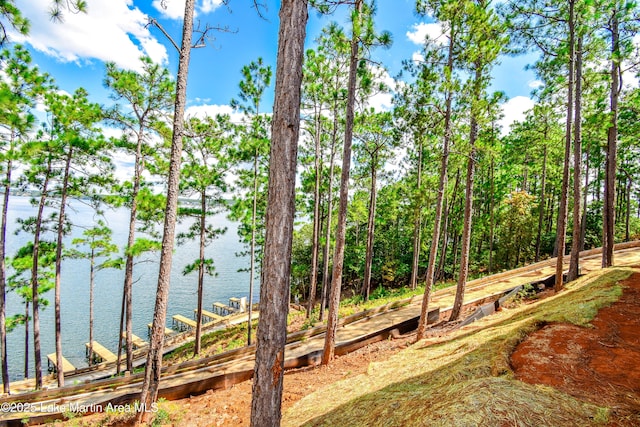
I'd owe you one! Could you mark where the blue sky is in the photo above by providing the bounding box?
[10,0,538,134]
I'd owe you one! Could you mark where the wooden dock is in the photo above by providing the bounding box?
[46,353,75,373]
[85,341,117,364]
[172,314,197,332]
[147,323,175,337]
[212,302,235,316]
[229,297,247,312]
[194,309,224,324]
[121,332,148,349]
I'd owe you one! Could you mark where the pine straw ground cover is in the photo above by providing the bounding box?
[283,267,638,427]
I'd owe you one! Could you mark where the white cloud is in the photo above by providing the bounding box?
[152,0,186,20]
[13,0,168,71]
[406,22,445,45]
[499,96,535,136]
[185,103,245,124]
[200,0,224,14]
[365,66,396,112]
[411,51,425,63]
[528,79,544,89]
[152,0,224,20]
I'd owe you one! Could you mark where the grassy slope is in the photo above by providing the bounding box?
[284,267,636,427]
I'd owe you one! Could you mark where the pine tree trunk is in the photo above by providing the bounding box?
[195,192,206,355]
[88,249,95,367]
[603,10,619,268]
[137,0,194,421]
[31,158,51,389]
[24,301,28,379]
[580,150,589,250]
[568,36,583,282]
[117,130,142,375]
[535,144,548,262]
[450,62,481,321]
[417,23,456,340]
[54,147,73,387]
[319,111,338,322]
[410,140,423,290]
[625,174,631,241]
[249,1,307,425]
[248,150,258,340]
[322,0,361,365]
[489,157,495,274]
[307,112,322,317]
[554,0,575,292]
[0,154,12,393]
[361,163,378,300]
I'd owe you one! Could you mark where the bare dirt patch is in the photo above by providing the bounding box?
[167,335,414,427]
[162,303,479,427]
[511,271,640,424]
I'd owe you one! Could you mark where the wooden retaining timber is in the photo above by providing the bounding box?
[0,299,440,405]
[2,306,441,427]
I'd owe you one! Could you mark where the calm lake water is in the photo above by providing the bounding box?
[4,196,255,381]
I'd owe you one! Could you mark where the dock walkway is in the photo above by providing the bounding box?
[147,323,175,337]
[85,341,117,364]
[212,302,235,316]
[121,332,147,349]
[172,314,197,332]
[46,353,75,373]
[194,309,224,324]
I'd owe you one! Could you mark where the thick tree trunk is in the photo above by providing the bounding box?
[417,23,455,340]
[323,0,361,365]
[568,36,583,282]
[554,0,575,292]
[137,0,194,421]
[249,1,307,425]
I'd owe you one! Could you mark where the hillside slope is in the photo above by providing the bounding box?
[284,267,640,427]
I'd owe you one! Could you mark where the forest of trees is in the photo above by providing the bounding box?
[1,0,640,424]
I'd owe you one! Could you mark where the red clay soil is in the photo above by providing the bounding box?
[511,271,640,425]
